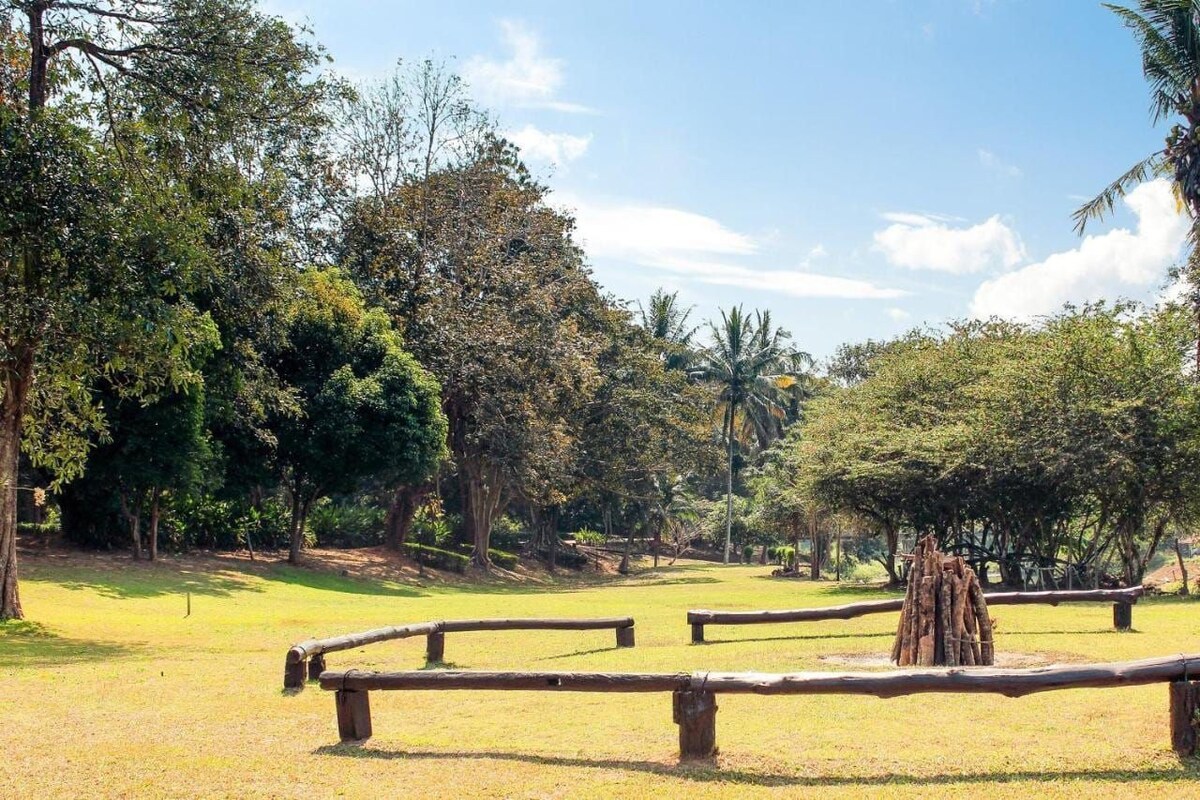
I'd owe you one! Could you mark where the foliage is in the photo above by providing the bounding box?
[402,542,468,573]
[572,528,606,546]
[307,498,386,549]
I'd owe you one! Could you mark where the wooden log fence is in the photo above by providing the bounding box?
[285,617,636,689]
[318,653,1200,759]
[687,586,1145,643]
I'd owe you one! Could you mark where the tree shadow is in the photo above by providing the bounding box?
[51,564,264,600]
[532,646,623,662]
[630,576,722,588]
[695,631,895,646]
[0,620,149,668]
[261,565,429,598]
[312,745,1200,788]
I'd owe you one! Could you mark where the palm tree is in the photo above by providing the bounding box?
[1075,1,1200,234]
[638,289,699,371]
[1076,1,1200,371]
[695,306,805,563]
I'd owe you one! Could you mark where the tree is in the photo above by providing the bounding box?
[638,289,699,372]
[0,0,325,620]
[268,269,446,564]
[694,306,803,564]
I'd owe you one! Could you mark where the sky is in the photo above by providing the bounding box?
[267,0,1189,360]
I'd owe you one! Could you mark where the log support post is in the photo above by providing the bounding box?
[691,623,705,644]
[426,631,446,664]
[284,658,306,690]
[1170,680,1200,757]
[336,689,372,742]
[308,653,326,681]
[1113,602,1133,631]
[616,625,635,648]
[673,688,717,759]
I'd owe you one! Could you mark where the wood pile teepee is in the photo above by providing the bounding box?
[891,535,994,667]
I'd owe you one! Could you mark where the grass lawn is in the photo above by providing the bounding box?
[2,549,1199,798]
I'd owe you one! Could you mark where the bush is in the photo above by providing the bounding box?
[538,547,589,570]
[403,542,468,573]
[168,494,292,552]
[572,527,606,546]
[307,498,386,548]
[742,544,756,563]
[454,543,519,569]
[769,546,796,569]
[844,558,890,584]
[412,505,454,548]
[490,515,527,551]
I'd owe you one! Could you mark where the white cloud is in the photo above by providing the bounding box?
[506,125,591,165]
[874,213,1025,274]
[978,148,1022,178]
[887,307,912,321]
[464,20,594,113]
[561,195,906,300]
[970,179,1188,320]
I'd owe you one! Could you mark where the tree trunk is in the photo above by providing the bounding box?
[288,488,308,565]
[810,520,821,580]
[385,486,426,551]
[0,388,25,619]
[723,404,734,565]
[121,492,142,560]
[1175,537,1190,596]
[462,459,503,570]
[148,489,160,562]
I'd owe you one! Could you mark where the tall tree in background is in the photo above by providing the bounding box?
[695,306,802,563]
[638,289,699,371]
[0,0,324,618]
[1076,0,1200,367]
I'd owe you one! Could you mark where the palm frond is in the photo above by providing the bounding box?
[1072,151,1166,234]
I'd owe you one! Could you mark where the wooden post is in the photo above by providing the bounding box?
[673,688,717,759]
[308,654,326,681]
[335,689,372,741]
[616,625,635,648]
[1170,680,1200,757]
[284,658,306,690]
[691,623,705,644]
[1114,602,1133,631]
[426,631,445,664]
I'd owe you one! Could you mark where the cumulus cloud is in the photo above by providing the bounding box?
[887,307,912,321]
[970,179,1188,320]
[464,20,594,113]
[978,148,1022,178]
[506,125,591,164]
[561,196,906,300]
[874,213,1025,274]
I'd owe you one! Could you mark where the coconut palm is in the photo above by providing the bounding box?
[695,306,806,563]
[1075,1,1200,233]
[638,289,699,371]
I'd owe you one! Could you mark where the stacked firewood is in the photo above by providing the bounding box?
[891,535,994,667]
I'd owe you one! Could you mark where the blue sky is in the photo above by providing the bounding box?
[270,0,1189,359]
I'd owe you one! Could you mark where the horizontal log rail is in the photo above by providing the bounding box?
[318,653,1200,759]
[687,586,1145,642]
[284,617,636,690]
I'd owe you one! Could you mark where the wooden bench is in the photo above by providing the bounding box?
[285,617,636,689]
[687,586,1145,643]
[318,653,1200,759]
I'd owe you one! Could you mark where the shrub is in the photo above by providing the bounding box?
[538,547,588,570]
[412,505,453,547]
[454,543,519,569]
[572,527,606,546]
[742,544,756,563]
[844,559,890,584]
[307,498,386,548]
[403,542,469,573]
[490,515,527,551]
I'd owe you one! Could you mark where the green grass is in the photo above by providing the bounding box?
[3,551,1200,798]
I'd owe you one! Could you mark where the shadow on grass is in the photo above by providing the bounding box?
[262,565,428,598]
[53,565,264,600]
[696,631,894,646]
[0,620,148,668]
[532,646,622,662]
[313,744,1200,788]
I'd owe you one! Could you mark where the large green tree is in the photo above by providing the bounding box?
[0,0,324,619]
[694,306,804,564]
[269,269,446,564]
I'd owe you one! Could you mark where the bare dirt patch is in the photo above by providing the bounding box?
[818,650,1088,669]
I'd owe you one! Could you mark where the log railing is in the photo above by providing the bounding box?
[318,653,1200,759]
[285,617,636,690]
[687,586,1145,643]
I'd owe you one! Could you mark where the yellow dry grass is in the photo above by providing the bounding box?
[2,549,1199,798]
